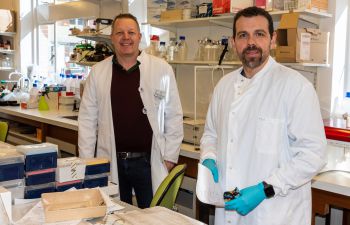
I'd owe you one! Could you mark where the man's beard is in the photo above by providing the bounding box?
[239,45,265,69]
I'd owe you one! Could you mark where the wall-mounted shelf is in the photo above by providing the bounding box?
[70,33,111,43]
[146,9,332,30]
[0,32,16,37]
[0,67,15,71]
[168,60,330,67]
[68,61,97,66]
[0,49,15,54]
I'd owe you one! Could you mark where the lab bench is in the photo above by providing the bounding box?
[311,118,350,225]
[0,106,78,155]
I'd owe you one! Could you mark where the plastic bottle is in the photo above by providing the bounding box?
[28,83,39,109]
[177,36,188,61]
[70,74,77,93]
[146,35,159,56]
[343,92,350,127]
[75,75,83,99]
[158,41,167,59]
[167,38,177,61]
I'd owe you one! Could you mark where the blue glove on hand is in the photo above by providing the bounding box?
[202,159,218,183]
[225,182,266,215]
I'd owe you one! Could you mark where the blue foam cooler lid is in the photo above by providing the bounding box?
[16,143,58,155]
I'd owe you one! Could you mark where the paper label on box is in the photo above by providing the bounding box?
[300,33,311,60]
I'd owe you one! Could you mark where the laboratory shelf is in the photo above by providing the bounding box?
[0,32,16,37]
[168,60,330,67]
[0,67,15,71]
[68,61,97,66]
[0,49,15,54]
[70,33,111,43]
[146,9,332,30]
[168,60,242,65]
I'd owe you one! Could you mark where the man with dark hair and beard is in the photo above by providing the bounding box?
[199,6,326,225]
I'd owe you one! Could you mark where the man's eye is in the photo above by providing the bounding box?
[237,33,247,39]
[256,32,266,37]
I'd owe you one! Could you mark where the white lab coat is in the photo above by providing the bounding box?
[200,57,326,225]
[78,51,183,194]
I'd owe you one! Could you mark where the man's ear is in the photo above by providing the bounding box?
[270,31,277,49]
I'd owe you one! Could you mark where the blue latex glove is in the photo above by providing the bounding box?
[202,159,218,183]
[225,182,266,215]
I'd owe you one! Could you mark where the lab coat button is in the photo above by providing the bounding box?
[227,220,231,223]
[230,139,233,143]
[138,87,144,92]
[142,108,147,114]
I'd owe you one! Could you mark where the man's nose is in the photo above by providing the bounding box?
[122,32,130,39]
[247,35,256,45]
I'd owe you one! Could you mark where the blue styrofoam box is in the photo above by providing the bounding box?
[83,173,108,188]
[16,143,58,171]
[0,148,24,182]
[56,181,83,192]
[0,162,24,182]
[25,169,55,186]
[24,152,57,171]
[85,163,110,175]
[25,182,56,199]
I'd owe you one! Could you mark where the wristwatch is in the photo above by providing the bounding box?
[262,181,275,198]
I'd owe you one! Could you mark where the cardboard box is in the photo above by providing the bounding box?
[230,0,253,13]
[275,13,329,64]
[183,118,205,145]
[284,0,328,12]
[213,0,231,15]
[0,9,15,32]
[160,9,183,21]
[42,189,106,222]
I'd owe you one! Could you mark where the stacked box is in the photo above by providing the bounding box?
[55,157,85,192]
[0,179,25,202]
[0,148,24,182]
[16,143,58,199]
[284,0,328,12]
[25,182,56,199]
[147,0,167,23]
[82,158,110,188]
[230,0,253,13]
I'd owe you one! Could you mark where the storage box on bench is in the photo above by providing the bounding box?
[83,173,109,188]
[56,180,83,192]
[0,179,25,201]
[25,168,56,186]
[83,158,110,175]
[0,148,24,182]
[56,157,85,183]
[16,143,58,171]
[25,182,55,199]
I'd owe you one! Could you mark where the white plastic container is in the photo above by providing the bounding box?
[56,157,86,183]
[27,83,39,109]
[177,35,188,61]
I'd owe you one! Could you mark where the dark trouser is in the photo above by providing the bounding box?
[117,154,153,208]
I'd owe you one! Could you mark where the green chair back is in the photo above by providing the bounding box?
[0,121,9,142]
[150,164,187,209]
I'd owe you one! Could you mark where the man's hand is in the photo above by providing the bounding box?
[202,158,219,183]
[225,182,266,215]
[164,160,175,172]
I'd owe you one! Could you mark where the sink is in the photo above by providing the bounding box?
[61,115,78,121]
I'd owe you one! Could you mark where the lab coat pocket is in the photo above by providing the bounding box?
[255,117,284,155]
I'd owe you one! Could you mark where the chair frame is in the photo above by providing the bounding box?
[153,164,187,207]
